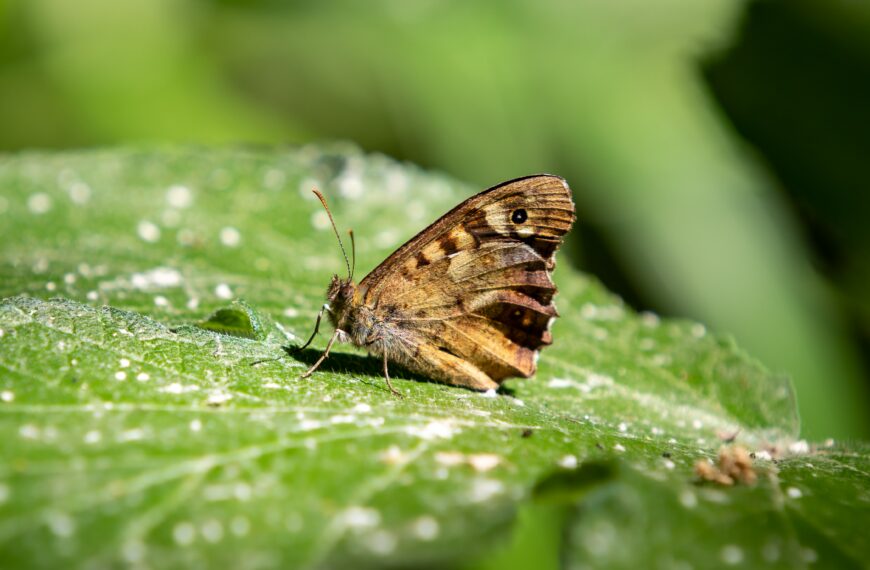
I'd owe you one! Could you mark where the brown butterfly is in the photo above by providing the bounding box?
[298,175,575,396]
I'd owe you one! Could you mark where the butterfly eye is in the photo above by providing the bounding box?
[511,209,528,224]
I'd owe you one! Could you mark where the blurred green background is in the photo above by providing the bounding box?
[1,0,868,440]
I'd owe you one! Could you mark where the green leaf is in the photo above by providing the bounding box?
[193,300,268,340]
[558,446,870,569]
[0,146,862,569]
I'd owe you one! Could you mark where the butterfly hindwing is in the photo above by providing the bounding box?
[359,175,575,388]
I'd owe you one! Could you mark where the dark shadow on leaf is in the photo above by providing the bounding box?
[533,461,618,505]
[284,346,450,394]
[251,345,519,397]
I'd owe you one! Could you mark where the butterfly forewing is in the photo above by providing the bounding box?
[357,175,575,389]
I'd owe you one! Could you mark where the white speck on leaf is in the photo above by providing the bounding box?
[114,371,127,381]
[234,483,252,501]
[215,283,233,300]
[299,419,322,431]
[28,193,52,214]
[136,372,150,382]
[68,182,91,204]
[407,420,459,440]
[467,453,502,472]
[173,521,196,546]
[721,545,743,565]
[558,455,578,469]
[340,506,381,529]
[311,210,331,230]
[375,229,399,248]
[201,519,224,543]
[641,312,661,327]
[468,478,505,503]
[1,391,14,403]
[411,516,440,541]
[166,185,193,208]
[207,390,232,406]
[19,424,40,439]
[121,541,145,563]
[160,383,199,394]
[368,530,397,555]
[46,511,75,537]
[137,220,160,243]
[263,168,285,189]
[680,489,698,509]
[435,451,466,467]
[380,445,407,465]
[786,487,802,499]
[220,226,241,247]
[548,378,575,389]
[338,174,364,199]
[230,516,250,537]
[119,428,145,442]
[298,177,321,198]
[129,267,182,289]
[755,450,773,461]
[584,373,614,390]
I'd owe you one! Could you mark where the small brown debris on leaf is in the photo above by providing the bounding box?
[694,445,758,486]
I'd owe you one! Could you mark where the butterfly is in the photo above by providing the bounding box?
[298,175,575,396]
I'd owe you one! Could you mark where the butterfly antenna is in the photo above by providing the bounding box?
[312,189,352,280]
[348,229,356,280]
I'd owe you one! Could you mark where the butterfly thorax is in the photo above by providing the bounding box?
[326,274,393,352]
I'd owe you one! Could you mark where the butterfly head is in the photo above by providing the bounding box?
[326,274,357,315]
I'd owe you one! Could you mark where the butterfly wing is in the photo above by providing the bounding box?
[360,175,575,389]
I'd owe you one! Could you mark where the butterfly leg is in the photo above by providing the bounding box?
[382,352,403,398]
[297,303,330,352]
[301,328,341,378]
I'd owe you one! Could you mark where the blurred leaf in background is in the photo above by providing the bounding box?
[0,0,868,438]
